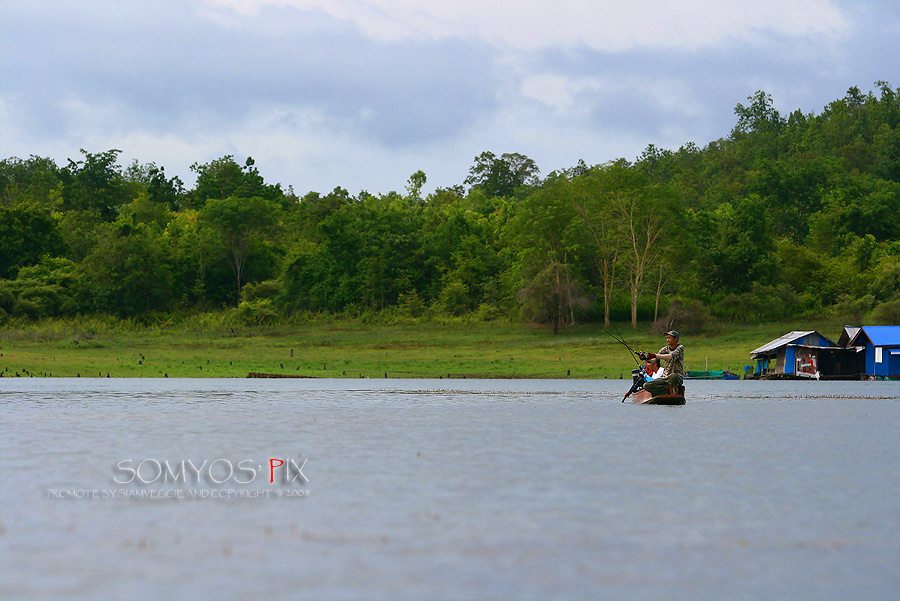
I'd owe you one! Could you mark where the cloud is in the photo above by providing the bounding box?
[202,0,850,50]
[0,0,894,197]
[1,0,496,145]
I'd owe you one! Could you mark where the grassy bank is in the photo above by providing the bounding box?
[0,317,847,379]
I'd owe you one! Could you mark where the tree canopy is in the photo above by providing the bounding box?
[2,81,899,329]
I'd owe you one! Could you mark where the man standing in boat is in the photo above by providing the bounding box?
[639,330,684,397]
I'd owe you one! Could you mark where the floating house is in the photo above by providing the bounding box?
[837,326,862,348]
[750,327,874,379]
[750,331,841,378]
[848,326,900,379]
[831,326,867,376]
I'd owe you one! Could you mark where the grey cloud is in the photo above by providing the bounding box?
[1,0,497,146]
[1,0,897,192]
[528,17,898,155]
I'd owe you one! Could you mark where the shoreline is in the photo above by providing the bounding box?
[0,319,849,380]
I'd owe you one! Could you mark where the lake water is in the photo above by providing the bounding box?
[1,378,899,601]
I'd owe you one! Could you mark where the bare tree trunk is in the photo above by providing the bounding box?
[555,263,563,333]
[621,197,664,329]
[564,254,575,328]
[229,234,248,307]
[572,193,620,327]
[630,271,641,328]
[653,263,669,322]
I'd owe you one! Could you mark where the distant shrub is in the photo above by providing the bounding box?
[709,284,803,323]
[241,279,283,303]
[236,299,279,326]
[794,292,824,318]
[398,291,425,318]
[439,281,470,316]
[0,285,14,313]
[18,284,63,317]
[868,298,900,324]
[12,298,41,319]
[473,302,499,322]
[869,258,900,301]
[654,298,710,334]
[834,294,876,324]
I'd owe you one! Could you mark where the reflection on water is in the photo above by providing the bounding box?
[1,378,899,600]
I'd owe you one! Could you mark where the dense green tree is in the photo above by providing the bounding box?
[278,240,323,313]
[811,175,900,247]
[123,161,186,211]
[200,195,283,306]
[165,209,233,308]
[873,124,900,181]
[0,156,64,208]
[699,195,776,295]
[424,198,507,314]
[54,209,105,263]
[869,254,900,302]
[0,203,66,278]
[281,190,428,313]
[464,151,540,198]
[732,90,784,137]
[568,162,631,325]
[746,154,838,241]
[510,173,587,333]
[772,238,825,297]
[291,187,352,242]
[63,149,132,219]
[190,156,284,207]
[6,257,80,318]
[405,170,427,200]
[118,193,174,231]
[77,222,174,316]
[351,193,426,310]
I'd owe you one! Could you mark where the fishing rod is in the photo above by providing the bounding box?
[600,325,649,402]
[600,325,641,366]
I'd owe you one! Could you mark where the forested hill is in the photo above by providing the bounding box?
[2,82,899,331]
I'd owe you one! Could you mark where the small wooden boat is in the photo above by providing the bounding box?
[631,385,686,405]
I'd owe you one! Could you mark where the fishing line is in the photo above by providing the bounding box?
[600,325,641,366]
[600,325,651,401]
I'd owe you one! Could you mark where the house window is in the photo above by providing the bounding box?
[876,347,883,363]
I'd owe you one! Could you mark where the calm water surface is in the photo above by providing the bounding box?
[1,378,899,600]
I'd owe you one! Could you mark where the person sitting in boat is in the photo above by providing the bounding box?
[638,330,684,396]
[644,357,661,381]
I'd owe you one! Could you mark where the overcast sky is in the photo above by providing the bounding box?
[1,0,898,196]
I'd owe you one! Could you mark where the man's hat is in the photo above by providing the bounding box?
[665,330,679,339]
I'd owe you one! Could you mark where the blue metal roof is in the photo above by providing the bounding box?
[851,326,900,347]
